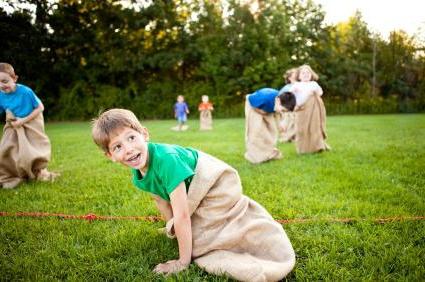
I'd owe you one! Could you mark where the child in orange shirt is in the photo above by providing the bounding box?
[198,95,214,130]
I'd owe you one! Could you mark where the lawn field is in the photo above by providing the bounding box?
[1,114,424,281]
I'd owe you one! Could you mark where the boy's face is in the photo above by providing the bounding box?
[202,96,208,103]
[177,96,184,102]
[0,72,17,93]
[106,127,150,172]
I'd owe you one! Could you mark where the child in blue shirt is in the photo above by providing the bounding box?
[245,88,296,164]
[0,63,58,189]
[92,109,295,280]
[172,95,189,131]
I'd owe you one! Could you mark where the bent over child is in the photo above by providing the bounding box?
[0,63,58,189]
[245,88,296,164]
[92,109,295,281]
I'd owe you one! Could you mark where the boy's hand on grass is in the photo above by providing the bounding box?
[153,259,189,275]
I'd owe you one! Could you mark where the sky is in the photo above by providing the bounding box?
[312,0,425,39]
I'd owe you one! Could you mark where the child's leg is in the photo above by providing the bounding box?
[180,115,188,131]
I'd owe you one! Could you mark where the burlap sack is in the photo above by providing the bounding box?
[244,96,281,164]
[199,110,212,130]
[295,94,330,154]
[0,112,51,186]
[166,152,295,281]
[278,111,296,143]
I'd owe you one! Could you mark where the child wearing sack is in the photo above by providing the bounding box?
[92,108,295,281]
[0,63,58,189]
[245,88,296,164]
[198,95,214,130]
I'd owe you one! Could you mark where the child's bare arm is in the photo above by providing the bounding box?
[274,97,284,113]
[253,108,269,115]
[154,182,192,274]
[170,182,192,264]
[153,195,173,222]
[11,103,44,128]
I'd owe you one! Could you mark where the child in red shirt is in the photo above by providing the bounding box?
[198,95,214,130]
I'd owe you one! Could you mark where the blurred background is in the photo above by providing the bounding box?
[1,0,424,120]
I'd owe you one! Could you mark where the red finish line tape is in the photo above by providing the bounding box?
[0,211,424,224]
[0,211,161,222]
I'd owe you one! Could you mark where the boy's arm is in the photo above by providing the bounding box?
[11,103,44,128]
[154,182,192,274]
[169,182,192,264]
[253,108,269,115]
[274,97,284,113]
[152,195,173,222]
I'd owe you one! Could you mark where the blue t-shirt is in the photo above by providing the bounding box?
[0,84,41,118]
[174,102,189,118]
[248,88,279,113]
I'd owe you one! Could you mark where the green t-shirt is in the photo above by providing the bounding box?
[132,142,198,201]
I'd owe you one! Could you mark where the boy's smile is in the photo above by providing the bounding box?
[107,127,150,172]
[0,72,17,93]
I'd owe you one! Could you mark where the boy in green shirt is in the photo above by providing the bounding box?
[92,109,295,281]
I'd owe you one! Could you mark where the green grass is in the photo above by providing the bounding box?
[1,114,424,281]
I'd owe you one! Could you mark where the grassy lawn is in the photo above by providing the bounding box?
[1,114,424,281]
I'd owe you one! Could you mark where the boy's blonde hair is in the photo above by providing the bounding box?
[92,108,144,153]
[297,64,319,81]
[283,68,297,84]
[0,63,17,78]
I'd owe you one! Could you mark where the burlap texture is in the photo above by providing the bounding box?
[0,113,51,186]
[199,110,213,130]
[166,152,295,281]
[244,97,281,164]
[295,94,330,154]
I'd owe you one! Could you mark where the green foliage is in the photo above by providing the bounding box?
[0,115,424,280]
[1,0,424,119]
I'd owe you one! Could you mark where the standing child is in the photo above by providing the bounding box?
[277,68,298,143]
[198,95,214,130]
[0,63,58,189]
[172,95,189,131]
[290,65,330,154]
[245,88,296,164]
[92,109,295,281]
